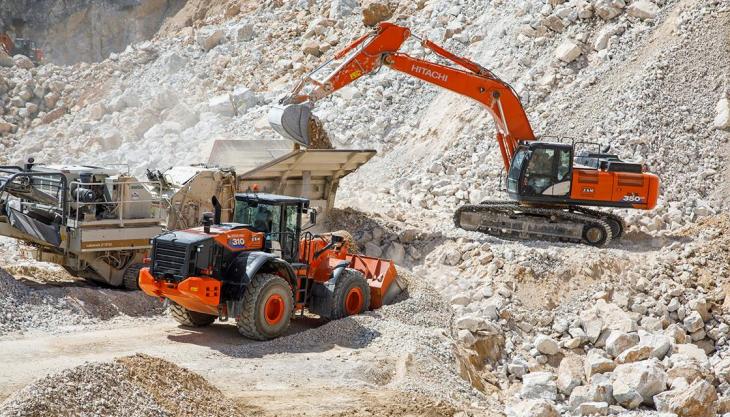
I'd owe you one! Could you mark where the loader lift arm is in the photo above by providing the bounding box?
[278,22,536,170]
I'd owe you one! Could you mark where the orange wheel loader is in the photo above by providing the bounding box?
[139,192,404,340]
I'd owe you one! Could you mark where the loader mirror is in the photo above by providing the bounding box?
[309,209,317,225]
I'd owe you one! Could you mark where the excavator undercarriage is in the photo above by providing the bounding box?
[455,202,625,247]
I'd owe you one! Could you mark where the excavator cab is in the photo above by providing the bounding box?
[507,142,574,200]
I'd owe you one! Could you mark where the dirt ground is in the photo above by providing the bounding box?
[0,317,457,416]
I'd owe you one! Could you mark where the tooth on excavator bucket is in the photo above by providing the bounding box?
[268,104,312,147]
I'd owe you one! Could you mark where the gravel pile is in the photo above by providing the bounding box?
[0,265,164,336]
[0,354,245,417]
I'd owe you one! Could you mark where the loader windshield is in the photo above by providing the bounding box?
[234,201,281,233]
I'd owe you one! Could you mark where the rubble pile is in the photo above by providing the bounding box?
[0,354,245,417]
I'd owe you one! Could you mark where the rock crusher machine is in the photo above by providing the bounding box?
[139,192,403,340]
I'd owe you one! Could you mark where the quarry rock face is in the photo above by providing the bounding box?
[0,0,187,64]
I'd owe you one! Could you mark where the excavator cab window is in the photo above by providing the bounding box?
[512,144,573,198]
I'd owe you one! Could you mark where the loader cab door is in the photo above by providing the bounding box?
[508,144,573,200]
[279,203,302,263]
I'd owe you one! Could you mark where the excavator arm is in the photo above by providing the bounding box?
[270,22,536,170]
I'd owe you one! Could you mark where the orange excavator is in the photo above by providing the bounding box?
[269,22,659,246]
[0,33,43,64]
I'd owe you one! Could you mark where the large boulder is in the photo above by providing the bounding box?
[568,379,613,410]
[605,331,638,357]
[557,355,584,395]
[593,0,626,20]
[580,300,636,343]
[521,372,558,401]
[196,29,225,51]
[611,359,667,408]
[535,334,560,355]
[555,40,582,63]
[656,379,717,417]
[627,0,659,19]
[208,95,235,117]
[616,344,653,364]
[361,0,393,27]
[13,54,34,69]
[329,0,359,19]
[584,350,615,378]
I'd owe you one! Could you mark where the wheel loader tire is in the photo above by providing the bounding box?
[122,263,144,290]
[330,268,371,320]
[236,273,294,341]
[169,302,217,327]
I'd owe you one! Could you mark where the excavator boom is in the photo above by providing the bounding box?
[271,22,535,169]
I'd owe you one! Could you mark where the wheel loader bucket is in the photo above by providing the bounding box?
[268,104,312,147]
[346,254,407,309]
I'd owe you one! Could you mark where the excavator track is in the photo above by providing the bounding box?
[570,206,625,239]
[454,201,615,247]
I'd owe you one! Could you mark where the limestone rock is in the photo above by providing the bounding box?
[615,344,653,364]
[12,54,34,69]
[585,350,616,378]
[208,95,235,117]
[578,401,609,416]
[714,357,730,383]
[627,0,659,19]
[557,354,584,395]
[506,399,560,417]
[593,0,626,20]
[683,311,704,333]
[330,0,359,19]
[569,381,613,410]
[41,107,66,124]
[715,98,730,130]
[657,379,717,417]
[606,331,638,358]
[535,334,560,355]
[301,39,321,56]
[0,119,16,133]
[611,359,667,408]
[361,0,393,27]
[521,372,558,401]
[555,40,582,63]
[230,86,258,112]
[196,29,225,52]
[88,102,107,121]
[639,331,672,359]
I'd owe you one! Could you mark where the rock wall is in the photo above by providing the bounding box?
[0,0,186,64]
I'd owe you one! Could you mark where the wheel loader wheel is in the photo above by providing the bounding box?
[122,263,144,290]
[330,268,371,320]
[169,302,216,327]
[236,273,294,341]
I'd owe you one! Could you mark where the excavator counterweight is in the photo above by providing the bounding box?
[270,22,660,247]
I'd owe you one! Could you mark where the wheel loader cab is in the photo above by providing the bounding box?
[507,142,574,201]
[233,193,309,263]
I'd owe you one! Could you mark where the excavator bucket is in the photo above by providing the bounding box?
[268,104,313,147]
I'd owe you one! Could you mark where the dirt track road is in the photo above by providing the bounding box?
[0,318,434,416]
